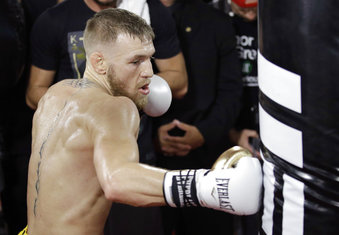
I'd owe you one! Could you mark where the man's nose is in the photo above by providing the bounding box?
[141,59,153,78]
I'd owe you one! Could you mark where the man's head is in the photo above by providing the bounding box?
[83,8,155,110]
[231,0,257,21]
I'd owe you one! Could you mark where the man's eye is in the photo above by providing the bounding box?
[132,60,140,64]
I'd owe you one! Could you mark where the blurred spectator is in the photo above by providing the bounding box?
[228,0,260,159]
[212,1,260,235]
[156,0,242,234]
[0,0,27,234]
[0,1,63,234]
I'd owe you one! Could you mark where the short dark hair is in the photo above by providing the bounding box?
[83,8,155,56]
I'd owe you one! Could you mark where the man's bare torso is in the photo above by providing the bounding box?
[27,79,116,235]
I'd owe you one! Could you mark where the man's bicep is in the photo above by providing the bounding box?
[93,134,139,167]
[91,101,139,172]
[93,132,139,193]
[26,65,55,109]
[89,97,140,188]
[28,65,55,87]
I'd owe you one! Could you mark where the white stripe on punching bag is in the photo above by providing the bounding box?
[261,152,305,235]
[282,174,305,235]
[261,157,275,235]
[258,52,302,113]
[259,105,303,168]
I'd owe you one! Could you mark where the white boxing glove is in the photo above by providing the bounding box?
[163,146,263,215]
[143,74,172,117]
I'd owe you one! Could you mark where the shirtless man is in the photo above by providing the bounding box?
[23,8,262,235]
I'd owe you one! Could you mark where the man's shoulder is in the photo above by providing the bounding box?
[91,95,138,114]
[80,90,139,121]
[196,2,232,23]
[148,0,181,59]
[35,0,88,24]
[55,80,136,108]
[177,2,233,29]
[85,95,140,135]
[148,0,172,26]
[50,80,139,121]
[47,0,83,14]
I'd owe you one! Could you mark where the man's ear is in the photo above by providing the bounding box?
[89,52,107,75]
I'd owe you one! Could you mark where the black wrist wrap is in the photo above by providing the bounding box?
[171,170,201,207]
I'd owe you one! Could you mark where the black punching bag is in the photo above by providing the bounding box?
[0,0,26,92]
[258,0,339,235]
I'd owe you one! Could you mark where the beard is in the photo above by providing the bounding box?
[107,66,148,111]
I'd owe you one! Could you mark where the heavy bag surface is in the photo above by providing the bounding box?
[258,0,339,234]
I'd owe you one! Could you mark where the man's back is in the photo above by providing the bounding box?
[27,79,130,235]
